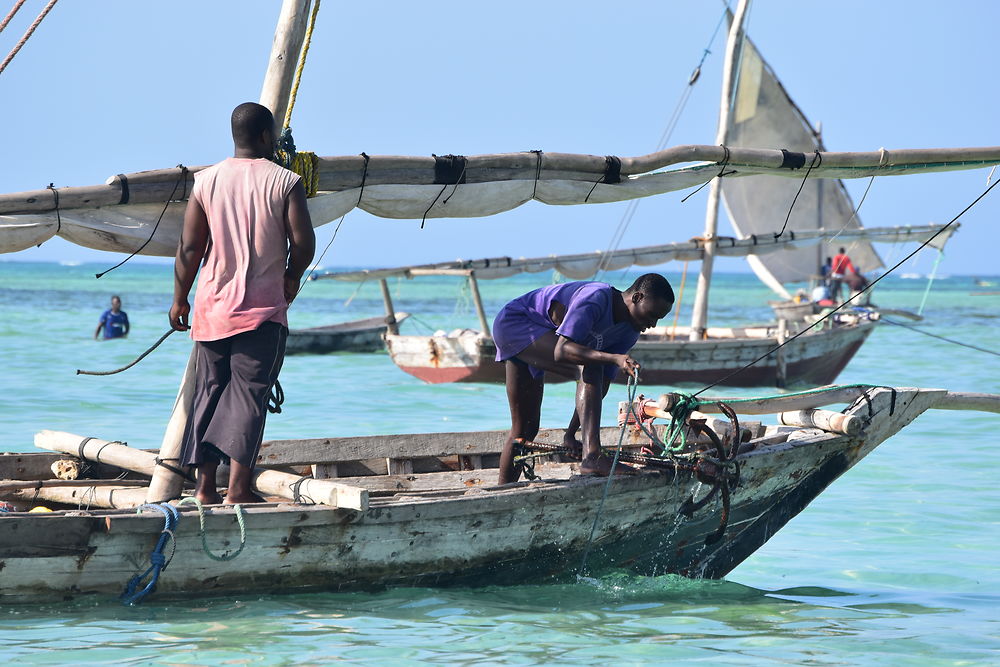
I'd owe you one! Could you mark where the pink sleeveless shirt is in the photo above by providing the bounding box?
[190,157,301,342]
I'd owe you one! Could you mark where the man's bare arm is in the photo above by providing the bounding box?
[554,336,640,379]
[170,197,209,331]
[283,180,316,304]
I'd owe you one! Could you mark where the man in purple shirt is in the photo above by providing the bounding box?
[492,273,674,483]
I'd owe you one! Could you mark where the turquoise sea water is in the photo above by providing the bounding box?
[1,261,998,665]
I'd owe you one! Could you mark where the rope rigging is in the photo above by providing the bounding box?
[0,0,57,76]
[275,0,321,195]
[691,172,1000,396]
[595,4,731,281]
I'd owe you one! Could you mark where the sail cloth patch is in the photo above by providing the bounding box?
[779,149,807,170]
[433,154,468,185]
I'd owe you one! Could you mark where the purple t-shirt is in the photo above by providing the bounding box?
[492,281,639,378]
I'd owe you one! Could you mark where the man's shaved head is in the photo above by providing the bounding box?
[231,102,275,147]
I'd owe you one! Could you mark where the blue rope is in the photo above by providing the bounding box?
[120,503,180,606]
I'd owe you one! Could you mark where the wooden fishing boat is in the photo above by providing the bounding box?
[285,313,409,355]
[1,385,996,603]
[381,307,878,387]
[321,225,936,386]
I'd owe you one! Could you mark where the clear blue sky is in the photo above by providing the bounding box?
[2,0,999,275]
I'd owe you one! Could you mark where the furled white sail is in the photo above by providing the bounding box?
[317,223,956,283]
[1,145,996,256]
[721,35,881,295]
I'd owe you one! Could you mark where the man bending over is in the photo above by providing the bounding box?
[493,273,674,484]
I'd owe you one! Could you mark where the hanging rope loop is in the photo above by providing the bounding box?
[177,496,248,562]
[120,503,181,606]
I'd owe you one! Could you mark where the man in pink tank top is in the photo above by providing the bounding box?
[170,102,315,505]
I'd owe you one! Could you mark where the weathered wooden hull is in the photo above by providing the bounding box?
[285,314,408,355]
[386,317,878,387]
[0,388,938,603]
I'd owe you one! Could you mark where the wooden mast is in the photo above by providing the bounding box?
[688,0,750,341]
[379,278,400,335]
[146,0,313,503]
[467,272,491,337]
[259,0,314,131]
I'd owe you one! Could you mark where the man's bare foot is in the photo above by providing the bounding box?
[195,491,224,505]
[562,436,584,459]
[579,452,638,477]
[224,491,265,504]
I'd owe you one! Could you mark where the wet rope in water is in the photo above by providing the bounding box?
[76,329,176,376]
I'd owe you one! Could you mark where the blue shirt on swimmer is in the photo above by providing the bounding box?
[99,309,129,339]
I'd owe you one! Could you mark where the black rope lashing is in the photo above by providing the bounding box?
[77,329,176,376]
[289,475,315,504]
[681,144,734,203]
[529,149,543,200]
[93,439,122,465]
[97,165,188,279]
[441,161,469,207]
[584,155,622,203]
[779,149,807,169]
[266,379,284,414]
[154,456,194,482]
[116,173,130,205]
[77,436,95,461]
[46,183,61,236]
[421,154,468,229]
[357,152,370,206]
[774,150,821,239]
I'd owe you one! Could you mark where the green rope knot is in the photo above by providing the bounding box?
[661,392,701,454]
[177,497,248,562]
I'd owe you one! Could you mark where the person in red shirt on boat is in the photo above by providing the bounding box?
[492,274,674,484]
[829,247,857,303]
[169,102,315,505]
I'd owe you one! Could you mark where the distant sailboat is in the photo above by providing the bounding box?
[315,6,961,388]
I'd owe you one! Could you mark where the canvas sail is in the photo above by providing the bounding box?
[318,223,956,283]
[721,35,882,298]
[1,145,997,257]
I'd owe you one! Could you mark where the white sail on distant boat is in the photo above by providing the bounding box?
[312,8,963,388]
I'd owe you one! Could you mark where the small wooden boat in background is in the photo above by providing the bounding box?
[285,313,409,355]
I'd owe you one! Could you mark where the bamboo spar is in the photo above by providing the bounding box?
[146,0,313,503]
[689,0,749,341]
[35,431,369,510]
